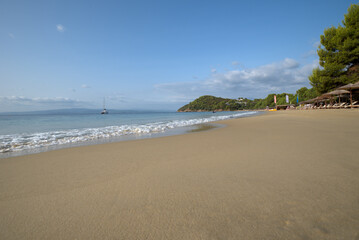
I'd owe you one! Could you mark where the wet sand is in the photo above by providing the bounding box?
[0,110,358,239]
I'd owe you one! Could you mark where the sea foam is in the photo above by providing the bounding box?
[0,111,257,153]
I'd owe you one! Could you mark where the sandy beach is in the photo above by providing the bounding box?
[0,110,358,240]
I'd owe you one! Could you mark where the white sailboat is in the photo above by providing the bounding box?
[101,98,109,114]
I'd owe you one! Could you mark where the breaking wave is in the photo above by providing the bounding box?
[0,111,257,153]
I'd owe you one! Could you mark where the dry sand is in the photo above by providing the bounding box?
[0,110,359,240]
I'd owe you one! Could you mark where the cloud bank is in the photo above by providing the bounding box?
[156,58,318,101]
[0,96,87,112]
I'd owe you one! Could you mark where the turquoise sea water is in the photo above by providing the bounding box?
[0,110,259,158]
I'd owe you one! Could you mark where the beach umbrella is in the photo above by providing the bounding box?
[337,82,359,107]
[317,94,331,100]
[299,97,324,107]
[320,93,335,104]
[326,89,350,95]
[299,98,316,104]
[322,89,350,104]
[316,94,331,105]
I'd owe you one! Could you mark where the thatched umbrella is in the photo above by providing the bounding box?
[337,82,359,107]
[321,94,334,107]
[299,97,316,104]
[299,96,326,107]
[322,89,350,104]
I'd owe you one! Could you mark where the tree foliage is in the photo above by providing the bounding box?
[178,5,358,111]
[309,4,359,94]
[295,87,318,102]
[177,93,304,112]
[178,95,242,112]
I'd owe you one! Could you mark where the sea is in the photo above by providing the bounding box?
[0,109,259,158]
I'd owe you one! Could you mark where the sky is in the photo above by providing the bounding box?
[0,0,357,112]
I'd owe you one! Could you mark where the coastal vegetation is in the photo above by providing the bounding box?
[177,94,291,111]
[178,3,358,112]
[177,87,318,111]
[309,4,359,94]
[178,96,247,112]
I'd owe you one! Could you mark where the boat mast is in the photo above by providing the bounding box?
[101,97,108,114]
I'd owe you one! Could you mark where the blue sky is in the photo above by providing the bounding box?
[0,0,356,112]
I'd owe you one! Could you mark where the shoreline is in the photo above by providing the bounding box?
[0,124,201,159]
[0,123,226,159]
[0,111,262,159]
[1,109,358,239]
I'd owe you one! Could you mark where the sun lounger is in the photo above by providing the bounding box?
[333,103,346,109]
[351,101,359,108]
[328,103,339,109]
[341,103,350,108]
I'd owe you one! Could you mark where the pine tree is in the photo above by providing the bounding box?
[309,4,359,94]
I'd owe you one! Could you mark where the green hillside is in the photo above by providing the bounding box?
[177,88,317,112]
[177,95,241,112]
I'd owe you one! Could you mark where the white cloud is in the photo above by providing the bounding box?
[303,50,317,58]
[81,84,91,89]
[303,40,321,58]
[0,96,80,105]
[0,96,88,112]
[56,24,65,33]
[155,58,318,100]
